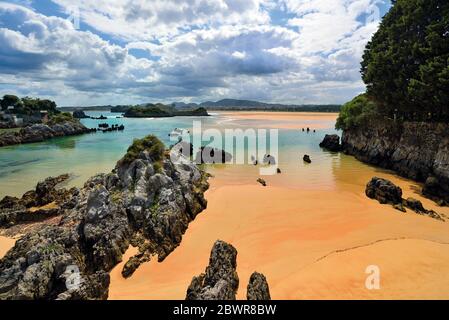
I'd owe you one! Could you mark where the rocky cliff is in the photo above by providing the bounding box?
[0,137,209,299]
[0,121,95,147]
[342,120,449,204]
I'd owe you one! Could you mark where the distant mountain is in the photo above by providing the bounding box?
[197,99,341,112]
[61,99,341,113]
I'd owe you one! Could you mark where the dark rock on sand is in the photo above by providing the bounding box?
[0,135,210,299]
[365,177,443,220]
[319,134,342,152]
[257,178,267,187]
[247,272,271,300]
[186,241,271,300]
[186,240,239,300]
[365,177,403,207]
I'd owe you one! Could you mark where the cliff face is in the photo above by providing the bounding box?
[342,120,449,203]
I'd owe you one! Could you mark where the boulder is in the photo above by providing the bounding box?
[257,178,267,187]
[303,155,312,163]
[319,134,342,152]
[365,177,403,206]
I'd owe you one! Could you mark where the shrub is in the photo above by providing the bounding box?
[123,135,165,163]
[47,112,76,125]
[336,94,379,130]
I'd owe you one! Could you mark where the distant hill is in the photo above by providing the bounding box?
[61,99,341,113]
[124,106,209,118]
[198,99,341,112]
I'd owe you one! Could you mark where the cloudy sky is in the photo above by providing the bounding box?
[0,0,391,106]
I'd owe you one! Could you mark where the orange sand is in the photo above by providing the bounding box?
[109,167,449,300]
[212,112,339,129]
[0,236,15,258]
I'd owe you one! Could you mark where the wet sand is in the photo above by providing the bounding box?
[109,166,449,300]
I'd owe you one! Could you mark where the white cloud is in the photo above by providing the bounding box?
[0,0,389,105]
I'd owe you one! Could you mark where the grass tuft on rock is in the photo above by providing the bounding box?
[123,134,165,164]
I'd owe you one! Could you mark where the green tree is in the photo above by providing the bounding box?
[336,94,379,130]
[1,95,21,111]
[361,0,449,121]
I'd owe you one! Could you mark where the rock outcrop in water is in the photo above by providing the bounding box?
[0,136,210,299]
[0,121,95,147]
[186,240,271,300]
[342,120,449,205]
[319,134,342,152]
[365,177,443,221]
[73,110,90,119]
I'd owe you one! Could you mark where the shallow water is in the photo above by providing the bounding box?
[0,111,341,197]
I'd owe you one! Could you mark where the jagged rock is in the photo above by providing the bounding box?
[319,134,342,152]
[257,178,267,187]
[0,135,210,299]
[366,177,403,207]
[0,174,75,228]
[342,121,449,205]
[186,241,271,301]
[247,272,271,300]
[303,155,312,163]
[0,122,95,147]
[186,240,239,300]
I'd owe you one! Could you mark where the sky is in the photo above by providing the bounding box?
[0,0,391,106]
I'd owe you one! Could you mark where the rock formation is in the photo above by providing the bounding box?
[247,272,271,300]
[0,174,78,228]
[319,134,342,152]
[186,240,271,301]
[342,120,449,205]
[73,110,90,119]
[0,137,210,299]
[186,240,239,300]
[365,177,443,220]
[0,121,95,147]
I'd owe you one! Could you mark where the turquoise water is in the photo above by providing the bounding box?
[0,111,339,197]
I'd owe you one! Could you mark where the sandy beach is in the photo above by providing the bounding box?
[2,112,449,300]
[108,166,449,300]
